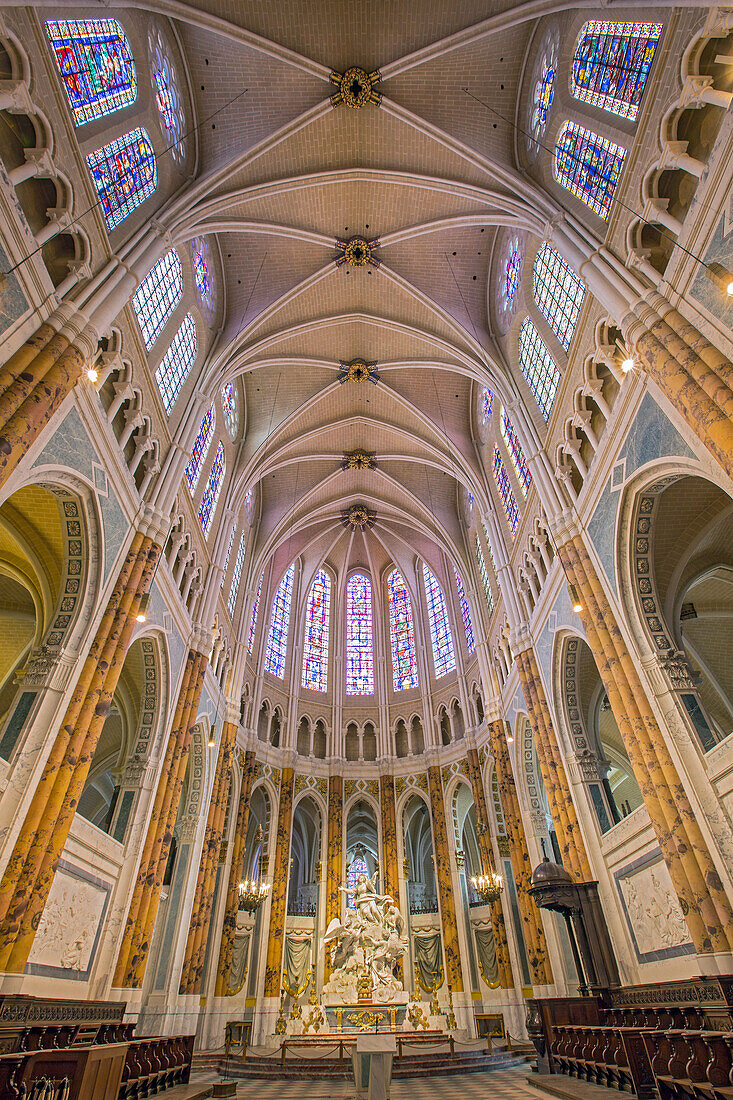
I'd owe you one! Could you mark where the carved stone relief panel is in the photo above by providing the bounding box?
[26,861,111,980]
[614,850,694,963]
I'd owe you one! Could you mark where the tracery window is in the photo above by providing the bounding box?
[518,318,561,421]
[571,21,662,120]
[481,387,494,426]
[220,524,235,588]
[155,313,197,413]
[346,573,374,695]
[265,564,294,678]
[453,567,475,654]
[185,406,215,493]
[221,382,239,439]
[387,569,418,692]
[475,534,494,614]
[500,407,532,497]
[247,571,263,653]
[532,245,586,351]
[301,570,331,692]
[553,121,626,220]
[482,524,497,574]
[46,19,136,126]
[87,127,157,230]
[228,533,246,616]
[528,32,558,155]
[346,855,367,907]
[191,237,215,318]
[422,565,456,678]
[493,447,520,536]
[197,442,225,538]
[132,249,183,350]
[149,28,184,160]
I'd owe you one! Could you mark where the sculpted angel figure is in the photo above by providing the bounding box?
[339,869,385,926]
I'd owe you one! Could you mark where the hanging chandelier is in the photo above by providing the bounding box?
[238,827,271,912]
[470,869,504,904]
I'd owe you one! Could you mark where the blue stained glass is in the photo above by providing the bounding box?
[346,573,374,695]
[346,855,368,908]
[518,318,561,421]
[422,565,456,678]
[475,535,494,614]
[133,249,183,350]
[228,533,246,615]
[533,245,586,352]
[86,127,156,230]
[191,237,214,316]
[301,570,331,692]
[265,565,294,678]
[221,382,239,439]
[453,567,475,654]
[500,407,532,497]
[572,21,662,121]
[481,387,494,426]
[493,446,520,537]
[46,19,136,126]
[185,406,215,493]
[197,442,225,538]
[553,121,626,220]
[387,569,418,692]
[155,313,197,413]
[220,524,235,589]
[247,571,263,653]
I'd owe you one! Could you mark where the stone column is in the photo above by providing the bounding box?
[486,722,553,985]
[324,773,343,978]
[379,771,404,983]
[215,749,256,996]
[179,718,239,994]
[513,643,592,883]
[113,645,209,988]
[0,531,160,972]
[464,749,514,989]
[426,765,464,993]
[561,534,733,956]
[264,767,295,996]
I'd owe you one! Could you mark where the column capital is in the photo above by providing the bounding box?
[508,622,533,657]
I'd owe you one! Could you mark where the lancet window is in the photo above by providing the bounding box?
[387,569,418,692]
[346,573,374,695]
[500,408,532,497]
[46,19,136,125]
[155,313,197,413]
[247,571,263,654]
[265,565,295,678]
[453,567,475,654]
[197,442,225,538]
[493,447,520,536]
[422,566,456,678]
[518,318,561,421]
[533,245,586,351]
[301,570,331,692]
[185,407,215,493]
[553,121,626,220]
[228,533,246,616]
[571,21,662,120]
[132,249,183,350]
[87,127,157,230]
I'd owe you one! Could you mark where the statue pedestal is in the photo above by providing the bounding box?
[352,1034,396,1100]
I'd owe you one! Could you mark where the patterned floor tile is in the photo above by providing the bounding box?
[228,1067,551,1098]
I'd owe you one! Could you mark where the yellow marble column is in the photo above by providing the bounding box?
[113,648,208,988]
[179,718,239,994]
[0,533,160,972]
[426,766,464,993]
[379,772,403,983]
[561,535,733,955]
[514,645,592,882]
[464,749,513,989]
[486,722,553,986]
[324,774,343,979]
[215,750,256,996]
[264,768,295,996]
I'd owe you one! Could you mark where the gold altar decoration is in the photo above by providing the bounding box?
[414,958,442,1017]
[407,1003,430,1030]
[275,990,287,1035]
[283,966,312,1019]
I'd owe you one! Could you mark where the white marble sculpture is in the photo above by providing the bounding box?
[323,871,408,1003]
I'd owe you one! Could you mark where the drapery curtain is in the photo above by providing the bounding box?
[284,933,312,993]
[475,927,500,988]
[228,930,250,995]
[413,932,443,991]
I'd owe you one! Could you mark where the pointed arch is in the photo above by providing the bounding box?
[301,569,331,692]
[422,565,456,678]
[185,406,215,493]
[387,568,418,691]
[265,564,294,678]
[198,442,225,538]
[452,567,475,654]
[155,313,197,413]
[346,573,374,695]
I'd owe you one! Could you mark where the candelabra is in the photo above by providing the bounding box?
[238,826,271,912]
[470,868,504,903]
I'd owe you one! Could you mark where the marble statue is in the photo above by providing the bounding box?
[323,871,408,1003]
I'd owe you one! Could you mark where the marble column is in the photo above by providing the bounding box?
[113,647,208,988]
[0,533,160,972]
[264,768,295,996]
[379,772,403,983]
[561,535,733,956]
[486,723,553,985]
[215,749,256,996]
[324,773,343,979]
[426,765,464,993]
[179,718,239,994]
[464,749,513,989]
[514,645,592,882]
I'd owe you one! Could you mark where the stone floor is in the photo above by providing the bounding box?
[225,1067,559,1098]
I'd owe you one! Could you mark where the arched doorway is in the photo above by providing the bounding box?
[288,795,322,916]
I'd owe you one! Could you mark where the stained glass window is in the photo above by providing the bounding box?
[453,567,475,654]
[533,245,586,351]
[132,249,183,350]
[228,533,246,616]
[46,19,136,126]
[422,565,456,678]
[387,569,418,692]
[346,855,367,907]
[148,28,185,163]
[518,318,561,421]
[301,570,331,692]
[475,534,494,614]
[500,407,532,497]
[481,387,494,426]
[482,524,497,574]
[553,121,626,220]
[247,571,263,653]
[185,406,215,493]
[572,21,662,120]
[197,442,225,538]
[265,564,294,678]
[155,313,197,413]
[493,447,520,536]
[220,524,235,589]
[221,382,239,439]
[87,127,157,230]
[191,237,214,318]
[346,573,374,695]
